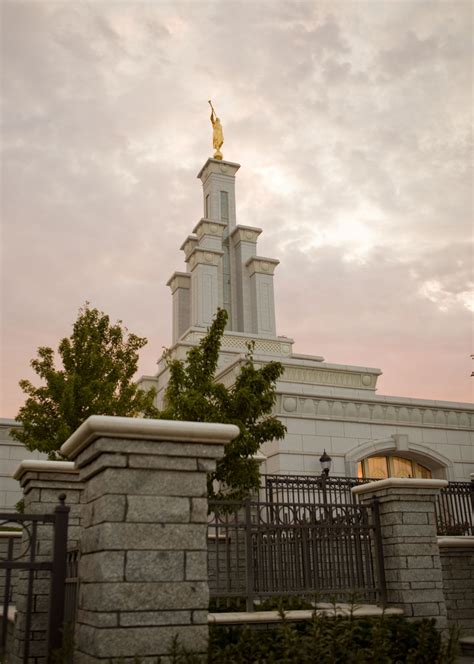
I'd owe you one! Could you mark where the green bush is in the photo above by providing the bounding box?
[206,614,458,664]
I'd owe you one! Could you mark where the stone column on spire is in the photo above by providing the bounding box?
[167,272,191,343]
[246,257,279,336]
[230,225,262,332]
[188,247,224,327]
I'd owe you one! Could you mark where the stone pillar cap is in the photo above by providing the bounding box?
[437,536,474,549]
[60,415,240,460]
[197,158,240,181]
[351,477,448,496]
[13,460,77,481]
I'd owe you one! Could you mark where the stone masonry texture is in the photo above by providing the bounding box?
[440,544,474,636]
[66,422,232,663]
[354,482,448,628]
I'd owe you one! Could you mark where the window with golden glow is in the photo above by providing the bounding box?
[357,455,432,479]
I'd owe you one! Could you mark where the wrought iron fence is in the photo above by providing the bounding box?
[262,474,371,506]
[0,495,69,663]
[65,548,80,625]
[436,481,474,536]
[208,498,386,610]
[262,474,474,536]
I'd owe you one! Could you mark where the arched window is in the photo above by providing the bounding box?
[357,455,432,479]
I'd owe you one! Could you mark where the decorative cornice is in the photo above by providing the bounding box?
[197,158,241,183]
[246,256,279,277]
[166,271,191,293]
[60,415,240,460]
[192,218,227,241]
[276,393,474,429]
[188,247,224,270]
[180,235,198,261]
[230,225,262,245]
[13,460,77,481]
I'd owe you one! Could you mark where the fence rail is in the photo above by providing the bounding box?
[436,481,474,536]
[208,498,385,610]
[262,474,474,536]
[262,474,371,506]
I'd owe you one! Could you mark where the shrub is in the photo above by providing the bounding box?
[207,614,458,664]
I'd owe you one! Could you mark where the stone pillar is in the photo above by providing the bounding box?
[352,478,448,626]
[246,256,279,336]
[60,415,238,662]
[167,271,191,343]
[189,247,223,327]
[438,537,474,636]
[10,460,82,663]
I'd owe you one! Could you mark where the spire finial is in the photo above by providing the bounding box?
[208,100,224,160]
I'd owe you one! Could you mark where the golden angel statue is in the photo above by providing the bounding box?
[208,100,224,160]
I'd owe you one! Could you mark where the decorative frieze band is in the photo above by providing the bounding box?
[277,394,473,429]
[166,271,191,293]
[192,218,227,241]
[246,256,279,277]
[282,366,378,390]
[188,247,224,270]
[230,225,262,245]
[197,158,241,183]
[180,235,198,261]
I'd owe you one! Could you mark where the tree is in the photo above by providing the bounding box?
[12,304,159,456]
[159,308,286,501]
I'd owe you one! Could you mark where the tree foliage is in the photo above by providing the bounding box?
[12,304,158,456]
[159,308,286,501]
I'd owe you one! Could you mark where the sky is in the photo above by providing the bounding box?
[1,0,472,418]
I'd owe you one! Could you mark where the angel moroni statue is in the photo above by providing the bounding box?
[208,100,224,160]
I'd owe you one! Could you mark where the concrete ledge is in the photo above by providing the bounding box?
[13,459,77,481]
[352,478,448,496]
[208,604,404,625]
[61,416,240,460]
[438,536,474,549]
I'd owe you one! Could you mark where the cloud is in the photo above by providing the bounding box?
[1,0,472,416]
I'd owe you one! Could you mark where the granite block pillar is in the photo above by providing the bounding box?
[438,537,474,635]
[352,478,448,627]
[60,415,238,662]
[10,460,82,663]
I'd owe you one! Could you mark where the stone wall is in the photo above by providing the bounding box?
[353,478,448,626]
[59,415,238,662]
[439,537,474,636]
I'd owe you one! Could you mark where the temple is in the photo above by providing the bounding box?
[138,157,474,483]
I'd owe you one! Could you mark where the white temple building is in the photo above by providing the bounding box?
[1,155,473,512]
[138,156,474,483]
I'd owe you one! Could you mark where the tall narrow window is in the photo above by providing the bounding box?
[220,191,229,222]
[205,194,210,218]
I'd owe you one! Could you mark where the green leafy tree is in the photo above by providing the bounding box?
[12,304,159,457]
[160,308,286,501]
